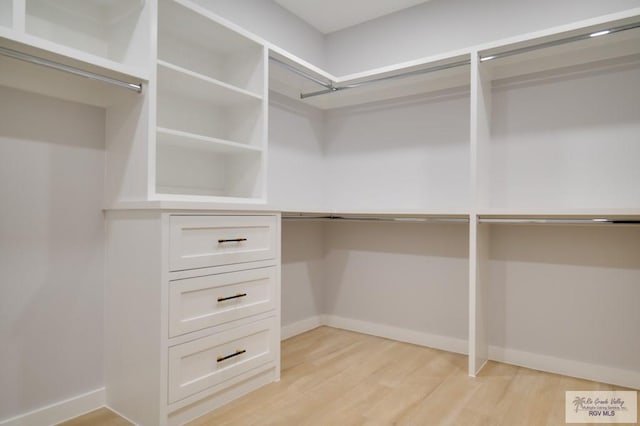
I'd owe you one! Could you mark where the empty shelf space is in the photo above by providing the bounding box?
[24,0,149,70]
[157,127,263,155]
[480,18,640,81]
[157,60,263,106]
[156,142,264,201]
[158,0,264,96]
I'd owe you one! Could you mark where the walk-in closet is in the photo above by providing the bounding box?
[1,0,639,424]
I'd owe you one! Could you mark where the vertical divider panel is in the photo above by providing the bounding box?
[469,51,492,376]
[12,0,25,32]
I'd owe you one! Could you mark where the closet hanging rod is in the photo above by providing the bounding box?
[0,46,143,93]
[269,56,334,90]
[282,215,469,224]
[479,218,640,225]
[479,20,640,62]
[299,58,471,99]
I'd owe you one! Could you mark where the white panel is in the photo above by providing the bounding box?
[0,0,13,27]
[104,210,163,426]
[0,86,105,419]
[325,90,470,212]
[488,225,640,374]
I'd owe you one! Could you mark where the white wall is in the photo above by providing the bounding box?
[191,0,326,67]
[281,221,325,326]
[488,225,640,373]
[268,92,326,211]
[0,87,105,420]
[324,222,469,340]
[324,90,470,211]
[488,59,640,210]
[325,0,640,75]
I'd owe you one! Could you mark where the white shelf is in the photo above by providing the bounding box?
[478,208,640,219]
[23,0,150,75]
[157,60,262,106]
[159,0,264,96]
[156,127,262,155]
[480,16,640,81]
[270,50,471,110]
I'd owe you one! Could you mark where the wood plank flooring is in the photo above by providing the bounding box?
[60,326,638,426]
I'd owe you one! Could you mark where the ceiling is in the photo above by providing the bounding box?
[274,0,433,34]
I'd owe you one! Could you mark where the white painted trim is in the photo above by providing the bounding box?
[281,315,323,340]
[322,315,469,355]
[489,346,640,390]
[0,388,105,426]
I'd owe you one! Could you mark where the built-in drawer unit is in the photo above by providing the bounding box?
[169,215,277,271]
[169,266,276,337]
[168,316,278,404]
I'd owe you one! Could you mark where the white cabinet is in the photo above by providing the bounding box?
[105,211,281,426]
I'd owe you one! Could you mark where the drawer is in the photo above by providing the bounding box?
[169,267,276,337]
[169,215,277,271]
[168,316,277,403]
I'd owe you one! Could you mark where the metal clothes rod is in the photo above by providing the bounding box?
[479,21,640,62]
[0,46,143,93]
[282,215,469,224]
[300,59,471,99]
[269,54,470,100]
[479,218,640,225]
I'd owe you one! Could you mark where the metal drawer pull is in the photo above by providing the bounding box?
[218,238,247,244]
[217,349,246,363]
[217,293,247,302]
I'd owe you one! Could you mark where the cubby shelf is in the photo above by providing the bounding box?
[156,127,262,154]
[157,60,262,106]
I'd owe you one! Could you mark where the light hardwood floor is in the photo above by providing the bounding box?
[61,326,638,425]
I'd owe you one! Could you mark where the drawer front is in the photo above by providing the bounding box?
[169,267,276,337]
[168,316,277,403]
[169,215,277,271]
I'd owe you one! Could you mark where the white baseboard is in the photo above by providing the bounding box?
[281,315,323,340]
[489,346,640,390]
[322,314,469,355]
[0,388,105,426]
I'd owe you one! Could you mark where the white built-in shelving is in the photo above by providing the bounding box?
[0,0,150,82]
[153,0,267,203]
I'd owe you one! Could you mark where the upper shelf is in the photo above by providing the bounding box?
[269,8,640,109]
[270,49,471,110]
[0,0,150,106]
[158,0,265,97]
[479,14,640,81]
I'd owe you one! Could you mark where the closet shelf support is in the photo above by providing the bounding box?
[0,46,144,93]
[479,218,640,225]
[282,215,469,224]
